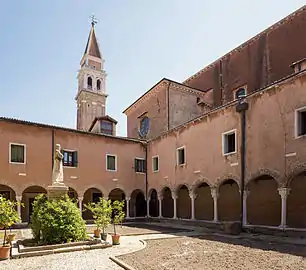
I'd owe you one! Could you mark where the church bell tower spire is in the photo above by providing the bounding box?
[75,16,108,131]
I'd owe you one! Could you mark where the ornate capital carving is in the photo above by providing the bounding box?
[278,188,290,199]
[125,196,131,201]
[189,191,197,200]
[78,196,84,201]
[15,196,22,202]
[210,187,219,199]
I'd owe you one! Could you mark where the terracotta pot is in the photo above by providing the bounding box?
[101,233,107,241]
[0,246,10,260]
[111,234,120,245]
[94,229,101,238]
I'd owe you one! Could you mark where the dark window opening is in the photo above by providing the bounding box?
[63,150,78,167]
[177,148,185,165]
[196,97,200,103]
[10,144,25,163]
[97,79,101,90]
[92,192,102,203]
[298,110,306,136]
[135,158,146,173]
[107,155,116,171]
[235,88,246,100]
[87,77,92,89]
[101,120,113,135]
[153,156,159,172]
[224,132,236,154]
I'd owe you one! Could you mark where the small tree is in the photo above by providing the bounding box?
[112,200,125,235]
[0,196,21,246]
[85,197,112,235]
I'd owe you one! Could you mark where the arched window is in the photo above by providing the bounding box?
[97,79,101,90]
[87,77,92,89]
[235,88,246,100]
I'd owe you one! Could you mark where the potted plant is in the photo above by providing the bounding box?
[85,197,112,240]
[0,196,21,260]
[111,200,125,245]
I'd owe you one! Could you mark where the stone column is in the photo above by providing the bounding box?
[158,194,163,218]
[278,188,290,228]
[189,191,196,220]
[243,190,250,225]
[172,193,178,219]
[211,187,219,222]
[126,196,130,219]
[16,196,22,223]
[78,196,83,213]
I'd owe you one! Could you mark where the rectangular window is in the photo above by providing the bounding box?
[101,120,113,135]
[152,156,159,172]
[10,143,25,164]
[222,130,237,155]
[296,107,306,137]
[62,150,78,167]
[106,154,116,171]
[135,158,146,173]
[177,147,185,165]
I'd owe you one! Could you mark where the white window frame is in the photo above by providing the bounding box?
[135,157,146,174]
[222,129,237,156]
[295,106,306,139]
[152,155,159,173]
[62,148,78,168]
[106,154,117,172]
[233,85,248,100]
[9,143,26,164]
[176,146,186,166]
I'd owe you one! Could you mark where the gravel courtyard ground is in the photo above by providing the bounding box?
[118,234,306,270]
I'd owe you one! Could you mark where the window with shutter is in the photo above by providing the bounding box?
[62,150,78,167]
[135,158,146,173]
[106,155,116,171]
[177,147,185,166]
[10,144,25,164]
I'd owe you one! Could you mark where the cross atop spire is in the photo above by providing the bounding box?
[90,15,97,27]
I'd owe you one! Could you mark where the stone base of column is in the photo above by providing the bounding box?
[47,184,69,199]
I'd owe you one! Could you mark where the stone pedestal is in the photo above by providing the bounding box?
[47,184,69,199]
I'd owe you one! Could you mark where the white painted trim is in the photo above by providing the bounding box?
[106,154,117,172]
[9,142,26,164]
[285,152,297,157]
[152,155,159,173]
[176,146,186,166]
[294,106,306,139]
[222,129,237,156]
[135,157,146,174]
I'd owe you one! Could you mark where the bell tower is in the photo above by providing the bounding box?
[76,17,108,131]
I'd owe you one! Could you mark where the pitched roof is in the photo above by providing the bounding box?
[84,25,101,59]
[88,115,118,132]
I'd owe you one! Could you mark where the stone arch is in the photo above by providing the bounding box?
[176,184,191,219]
[161,186,173,218]
[285,163,306,187]
[216,174,241,190]
[246,168,282,188]
[82,187,103,220]
[190,177,212,193]
[194,182,213,220]
[0,181,21,196]
[80,185,107,198]
[0,184,17,201]
[218,179,240,221]
[130,189,146,217]
[247,174,281,226]
[21,186,47,223]
[286,169,306,228]
[148,188,158,217]
[87,76,93,88]
[109,188,127,216]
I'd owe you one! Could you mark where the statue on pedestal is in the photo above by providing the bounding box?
[52,144,64,186]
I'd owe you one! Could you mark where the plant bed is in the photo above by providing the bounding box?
[17,236,102,253]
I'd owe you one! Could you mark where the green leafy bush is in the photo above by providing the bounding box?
[30,194,87,245]
[85,197,112,235]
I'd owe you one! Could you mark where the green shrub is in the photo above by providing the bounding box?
[30,194,87,245]
[112,200,125,235]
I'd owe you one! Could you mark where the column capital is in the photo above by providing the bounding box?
[103,196,109,200]
[278,188,290,199]
[16,196,22,202]
[189,191,197,200]
[126,196,131,201]
[78,196,84,201]
[242,189,250,198]
[210,187,219,199]
[158,194,163,201]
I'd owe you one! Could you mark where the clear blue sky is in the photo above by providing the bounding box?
[0,1,305,136]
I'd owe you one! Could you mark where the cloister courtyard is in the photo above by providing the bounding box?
[1,222,305,270]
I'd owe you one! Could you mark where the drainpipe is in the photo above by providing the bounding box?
[235,96,249,230]
[167,82,171,131]
[143,141,149,218]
